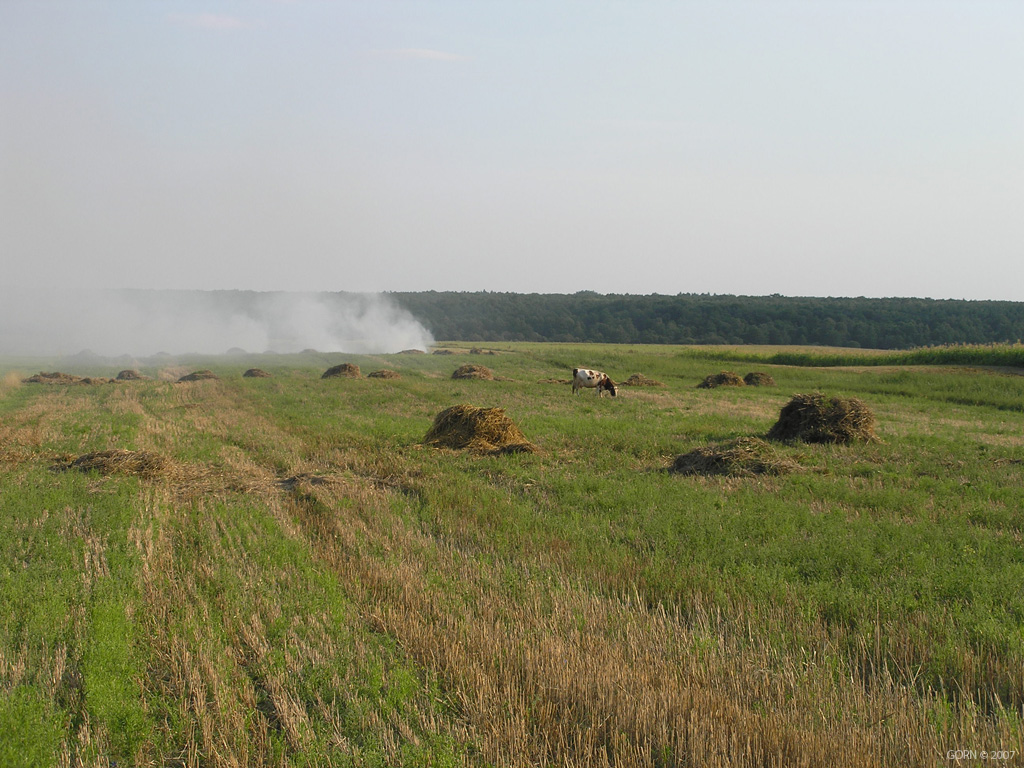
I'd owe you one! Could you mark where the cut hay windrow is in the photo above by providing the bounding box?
[670,437,801,477]
[743,372,776,387]
[23,370,105,385]
[452,364,495,380]
[423,404,536,455]
[697,371,745,389]
[322,363,361,379]
[767,392,878,444]
[57,449,179,479]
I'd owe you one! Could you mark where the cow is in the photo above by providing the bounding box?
[572,368,617,397]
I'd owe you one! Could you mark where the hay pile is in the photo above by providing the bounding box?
[178,370,219,382]
[452,364,494,380]
[432,349,454,355]
[116,370,146,381]
[399,349,426,355]
[243,368,272,378]
[743,372,776,386]
[670,437,800,477]
[767,393,878,444]
[368,369,401,379]
[322,363,361,379]
[58,449,177,479]
[622,373,664,387]
[24,372,84,385]
[697,371,745,389]
[423,404,536,455]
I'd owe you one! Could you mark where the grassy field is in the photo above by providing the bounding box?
[1,343,1022,767]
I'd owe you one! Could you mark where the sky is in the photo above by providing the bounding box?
[2,1,1023,302]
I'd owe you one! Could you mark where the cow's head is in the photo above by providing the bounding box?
[602,377,617,396]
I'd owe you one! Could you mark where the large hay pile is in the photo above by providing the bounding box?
[622,373,664,387]
[452,364,494,380]
[243,368,272,378]
[670,437,800,477]
[743,372,776,387]
[767,393,878,444]
[178,370,219,382]
[322,363,361,379]
[423,404,536,455]
[24,371,84,385]
[58,449,177,479]
[697,371,745,389]
[368,369,401,379]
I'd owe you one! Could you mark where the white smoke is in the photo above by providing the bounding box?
[0,288,434,356]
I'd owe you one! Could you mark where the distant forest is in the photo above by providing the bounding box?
[389,292,1024,350]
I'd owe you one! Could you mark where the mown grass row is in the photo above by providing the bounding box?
[1,344,1023,765]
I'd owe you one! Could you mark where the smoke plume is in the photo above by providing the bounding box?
[0,289,434,357]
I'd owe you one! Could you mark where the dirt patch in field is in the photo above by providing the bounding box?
[743,372,776,387]
[368,369,401,379]
[423,404,536,455]
[622,373,664,387]
[322,363,361,379]
[670,437,801,477]
[697,371,745,389]
[177,370,219,382]
[767,393,878,444]
[276,473,337,491]
[452,364,495,381]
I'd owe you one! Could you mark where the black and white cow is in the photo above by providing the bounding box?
[572,368,617,397]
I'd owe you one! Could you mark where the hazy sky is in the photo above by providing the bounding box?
[2,2,1022,300]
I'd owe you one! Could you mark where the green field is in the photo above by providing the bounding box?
[1,343,1022,767]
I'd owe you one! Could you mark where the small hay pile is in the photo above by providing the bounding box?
[322,363,361,379]
[116,369,146,381]
[368,369,401,379]
[670,437,800,477]
[432,349,454,355]
[622,373,664,387]
[243,368,272,378]
[452,364,494,381]
[423,404,536,455]
[767,393,878,444]
[59,449,177,479]
[399,349,426,355]
[178,370,219,382]
[24,371,83,385]
[697,371,745,389]
[744,372,776,387]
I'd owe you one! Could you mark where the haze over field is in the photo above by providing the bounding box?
[2,2,1022,309]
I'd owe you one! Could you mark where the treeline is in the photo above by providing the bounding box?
[389,292,1024,349]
